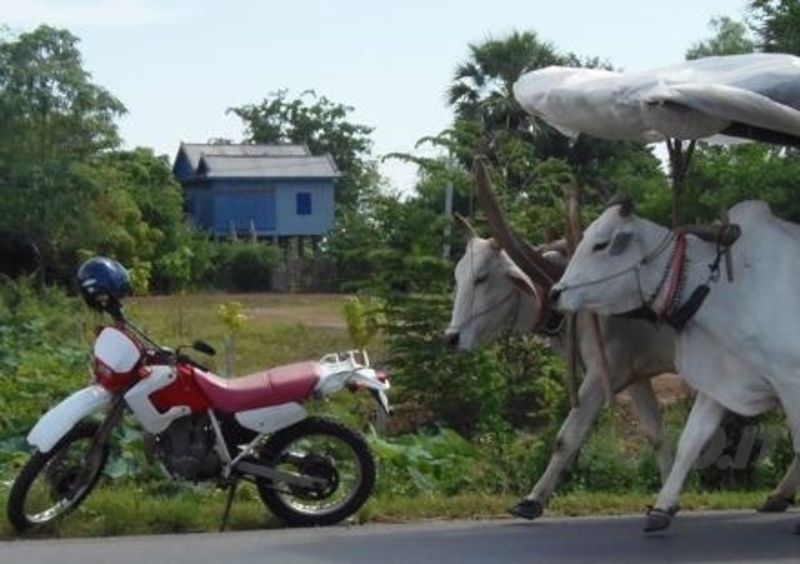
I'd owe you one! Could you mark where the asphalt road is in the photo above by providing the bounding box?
[3,511,800,564]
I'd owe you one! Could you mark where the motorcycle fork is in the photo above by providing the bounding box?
[74,395,127,489]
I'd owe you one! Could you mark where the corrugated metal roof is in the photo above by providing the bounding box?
[179,142,311,170]
[197,154,340,178]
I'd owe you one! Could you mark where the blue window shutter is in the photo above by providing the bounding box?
[296,192,312,215]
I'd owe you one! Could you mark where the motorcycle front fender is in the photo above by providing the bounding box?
[27,385,113,453]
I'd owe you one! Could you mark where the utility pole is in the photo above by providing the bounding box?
[443,181,453,258]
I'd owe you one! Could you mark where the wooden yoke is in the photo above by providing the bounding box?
[563,183,582,256]
[677,211,741,283]
[562,183,615,406]
[676,223,741,247]
[562,183,581,408]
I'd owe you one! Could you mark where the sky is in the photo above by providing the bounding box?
[1,0,749,193]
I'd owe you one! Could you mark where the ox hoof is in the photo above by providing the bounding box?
[757,495,794,513]
[643,507,677,532]
[508,499,544,520]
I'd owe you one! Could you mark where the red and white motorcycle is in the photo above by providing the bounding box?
[6,296,390,532]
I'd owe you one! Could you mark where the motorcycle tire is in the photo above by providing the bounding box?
[7,420,109,532]
[256,416,376,527]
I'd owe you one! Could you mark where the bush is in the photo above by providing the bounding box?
[566,424,641,492]
[377,289,566,438]
[0,279,92,475]
[371,427,508,497]
[211,242,281,292]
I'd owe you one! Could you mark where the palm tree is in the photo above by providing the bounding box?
[447,30,564,131]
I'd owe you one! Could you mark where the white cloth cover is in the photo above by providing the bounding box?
[513,53,800,146]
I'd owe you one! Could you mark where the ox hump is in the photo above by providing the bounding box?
[727,200,773,224]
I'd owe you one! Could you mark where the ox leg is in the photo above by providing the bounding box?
[625,379,674,483]
[759,455,800,512]
[509,374,607,520]
[762,388,800,516]
[644,392,726,532]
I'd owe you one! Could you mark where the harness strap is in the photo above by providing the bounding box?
[663,284,711,329]
[648,228,737,330]
[649,232,687,316]
[617,224,739,330]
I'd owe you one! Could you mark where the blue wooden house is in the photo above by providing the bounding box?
[172,143,339,240]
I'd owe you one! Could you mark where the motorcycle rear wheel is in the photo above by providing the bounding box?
[256,416,376,527]
[7,421,109,532]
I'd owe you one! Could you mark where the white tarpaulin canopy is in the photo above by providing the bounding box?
[513,53,800,147]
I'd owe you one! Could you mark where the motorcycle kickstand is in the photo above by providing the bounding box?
[219,478,240,532]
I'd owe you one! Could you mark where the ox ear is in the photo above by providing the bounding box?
[607,193,634,217]
[609,228,634,256]
[506,267,536,296]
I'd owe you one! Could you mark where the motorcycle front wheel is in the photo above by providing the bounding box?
[7,421,109,532]
[256,416,376,527]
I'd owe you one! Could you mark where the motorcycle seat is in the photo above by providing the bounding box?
[194,361,323,413]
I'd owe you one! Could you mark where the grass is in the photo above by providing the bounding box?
[123,293,359,373]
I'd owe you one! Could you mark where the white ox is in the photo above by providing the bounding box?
[551,198,800,531]
[445,218,677,520]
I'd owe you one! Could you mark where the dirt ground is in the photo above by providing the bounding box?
[612,372,691,441]
[241,293,350,329]
[653,372,691,403]
[630,372,690,404]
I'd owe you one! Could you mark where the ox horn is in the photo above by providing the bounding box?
[473,156,581,409]
[453,212,478,240]
[607,193,634,217]
[472,156,563,288]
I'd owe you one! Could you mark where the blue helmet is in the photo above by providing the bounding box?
[76,256,131,311]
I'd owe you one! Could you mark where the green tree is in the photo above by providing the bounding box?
[92,148,196,290]
[686,16,756,59]
[682,143,800,224]
[322,182,449,293]
[748,0,800,54]
[228,89,379,209]
[0,25,126,279]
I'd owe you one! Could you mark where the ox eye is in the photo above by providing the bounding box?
[474,273,489,286]
[592,241,610,252]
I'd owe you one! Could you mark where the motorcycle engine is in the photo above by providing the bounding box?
[146,414,221,480]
